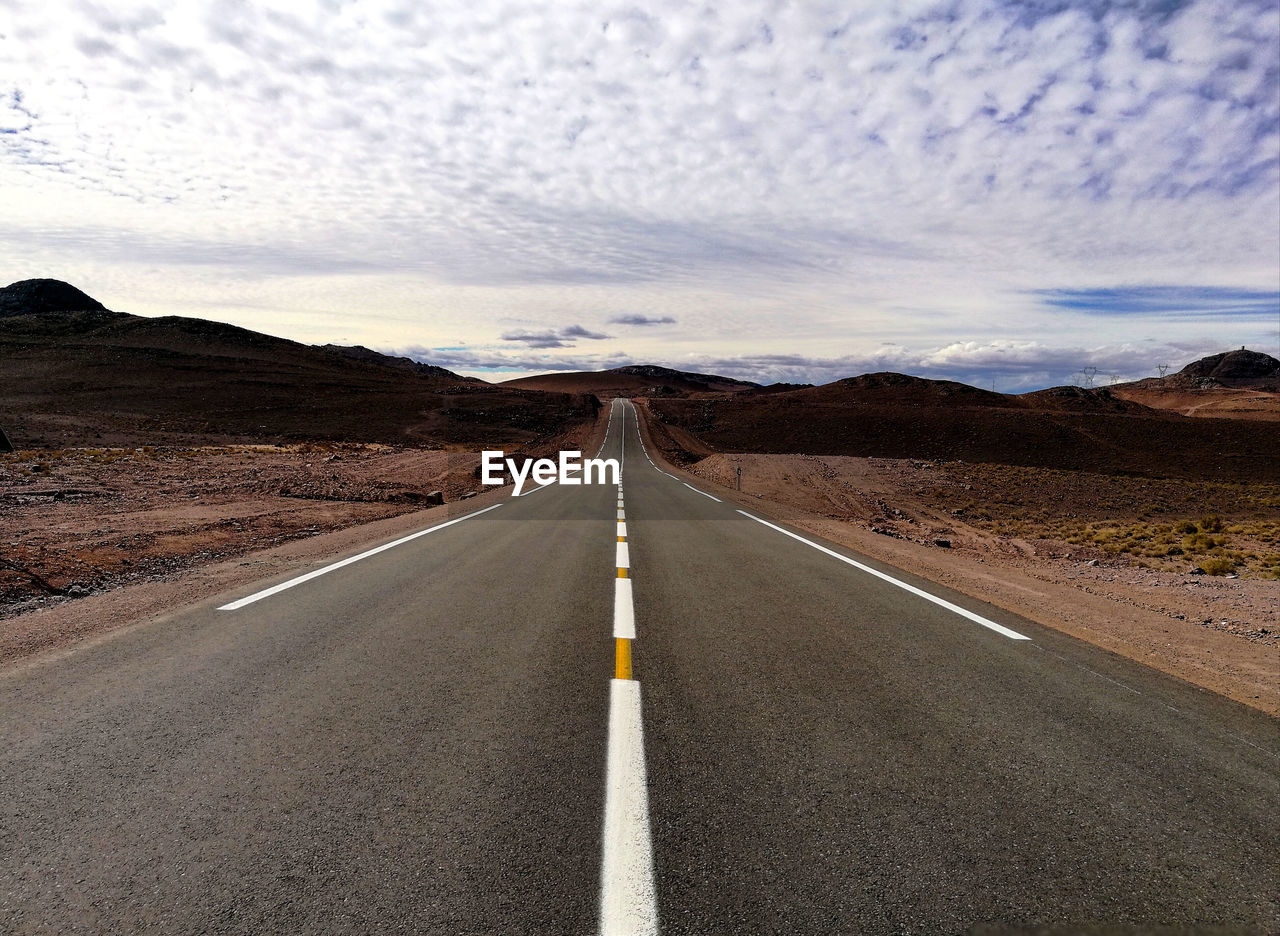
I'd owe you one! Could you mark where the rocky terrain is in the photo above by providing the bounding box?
[0,407,600,630]
[1,445,453,620]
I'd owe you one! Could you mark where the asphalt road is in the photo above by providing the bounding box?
[2,399,1277,934]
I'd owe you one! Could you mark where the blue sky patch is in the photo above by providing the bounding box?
[1034,286,1280,317]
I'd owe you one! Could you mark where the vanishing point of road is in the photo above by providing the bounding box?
[2,399,1277,934]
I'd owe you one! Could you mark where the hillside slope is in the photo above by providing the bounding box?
[647,367,1278,482]
[1111,349,1280,420]
[0,278,108,317]
[0,281,597,448]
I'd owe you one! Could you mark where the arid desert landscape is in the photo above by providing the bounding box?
[6,5,1279,930]
[2,278,1277,714]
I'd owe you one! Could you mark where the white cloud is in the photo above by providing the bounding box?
[398,335,1248,391]
[500,323,612,347]
[611,314,676,326]
[0,0,1275,386]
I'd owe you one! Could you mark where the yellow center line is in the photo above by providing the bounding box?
[613,422,634,680]
[614,637,633,679]
[600,401,656,934]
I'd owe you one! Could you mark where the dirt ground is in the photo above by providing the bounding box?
[1,444,473,615]
[1112,385,1280,420]
[632,404,1279,717]
[0,415,604,660]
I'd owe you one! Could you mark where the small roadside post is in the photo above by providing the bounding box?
[736,466,742,491]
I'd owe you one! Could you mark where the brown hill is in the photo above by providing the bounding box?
[646,371,1277,482]
[1017,385,1159,414]
[744,382,815,395]
[501,364,757,397]
[318,344,481,381]
[0,281,597,449]
[0,278,108,317]
[1172,348,1279,387]
[792,372,1019,408]
[752,373,1162,415]
[1111,349,1280,421]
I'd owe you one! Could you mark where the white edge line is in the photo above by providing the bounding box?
[737,511,1029,640]
[519,397,625,495]
[218,503,503,610]
[526,397,620,495]
[626,402,677,481]
[601,679,658,936]
[682,482,721,502]
[613,576,636,639]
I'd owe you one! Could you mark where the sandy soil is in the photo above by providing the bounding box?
[0,413,607,663]
[1113,385,1280,420]
[1,444,472,616]
[633,402,1279,717]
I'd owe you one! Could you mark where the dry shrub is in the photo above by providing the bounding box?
[1199,556,1238,576]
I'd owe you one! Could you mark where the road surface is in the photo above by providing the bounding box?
[2,399,1277,934]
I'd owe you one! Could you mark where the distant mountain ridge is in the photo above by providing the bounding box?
[0,278,474,380]
[319,344,481,382]
[0,279,596,448]
[611,364,758,388]
[1109,349,1280,420]
[5,279,1274,455]
[501,364,757,396]
[757,373,1160,416]
[646,376,1278,482]
[801,372,1019,408]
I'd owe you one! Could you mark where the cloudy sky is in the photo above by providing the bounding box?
[2,0,1277,389]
